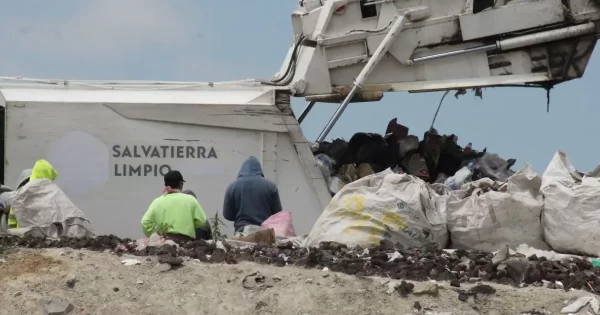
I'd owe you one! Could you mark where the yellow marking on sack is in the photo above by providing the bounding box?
[342,194,365,212]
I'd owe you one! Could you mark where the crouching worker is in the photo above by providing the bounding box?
[5,159,93,239]
[141,170,208,243]
[7,162,55,230]
[223,156,282,237]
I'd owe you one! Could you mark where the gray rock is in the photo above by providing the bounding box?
[39,300,74,315]
[468,277,481,283]
[413,282,438,296]
[504,258,528,283]
[492,245,509,265]
[153,263,172,273]
[65,275,77,288]
[158,255,183,266]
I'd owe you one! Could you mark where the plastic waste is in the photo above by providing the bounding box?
[261,211,297,237]
[477,153,515,182]
[444,161,476,190]
[316,154,335,183]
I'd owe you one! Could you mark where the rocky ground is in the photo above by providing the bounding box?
[0,248,596,315]
[2,236,600,314]
[3,236,600,292]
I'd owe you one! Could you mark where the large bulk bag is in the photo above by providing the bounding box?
[304,169,448,249]
[541,151,600,256]
[446,165,548,252]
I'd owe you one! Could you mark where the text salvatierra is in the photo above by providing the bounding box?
[112,145,218,177]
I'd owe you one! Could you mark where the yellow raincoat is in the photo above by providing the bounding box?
[7,160,58,229]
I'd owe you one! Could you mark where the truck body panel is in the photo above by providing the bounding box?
[0,83,331,238]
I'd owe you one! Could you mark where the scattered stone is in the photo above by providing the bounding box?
[504,258,528,283]
[136,280,144,285]
[255,301,268,309]
[153,263,172,273]
[527,254,538,261]
[13,292,22,297]
[112,287,119,292]
[468,278,481,283]
[4,235,600,294]
[209,250,227,263]
[521,309,551,315]
[397,281,414,297]
[273,275,282,281]
[65,275,77,288]
[413,282,438,296]
[450,279,460,288]
[492,245,509,265]
[0,258,6,264]
[121,259,141,266]
[387,251,403,262]
[413,301,422,311]
[541,280,555,289]
[457,292,469,302]
[145,257,152,262]
[470,284,496,295]
[38,299,74,315]
[306,278,314,284]
[158,255,183,266]
[561,296,593,313]
[555,281,564,290]
[387,281,399,294]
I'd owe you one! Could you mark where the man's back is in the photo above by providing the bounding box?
[141,193,206,239]
[223,157,282,232]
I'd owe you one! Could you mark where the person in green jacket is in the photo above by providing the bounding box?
[7,160,58,229]
[141,170,207,242]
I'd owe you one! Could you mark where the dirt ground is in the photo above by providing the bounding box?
[0,248,595,315]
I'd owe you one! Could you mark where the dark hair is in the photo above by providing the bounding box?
[165,180,183,189]
[164,170,185,189]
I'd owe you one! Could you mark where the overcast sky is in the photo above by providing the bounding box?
[1,1,598,173]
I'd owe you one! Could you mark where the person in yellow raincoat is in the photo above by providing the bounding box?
[7,160,58,229]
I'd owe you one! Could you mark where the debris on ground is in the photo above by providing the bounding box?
[1,248,590,315]
[64,274,77,288]
[396,280,414,297]
[38,299,74,315]
[413,282,439,296]
[560,296,600,314]
[3,236,600,294]
[121,258,141,266]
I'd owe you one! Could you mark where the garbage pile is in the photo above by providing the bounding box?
[308,145,600,267]
[314,118,517,195]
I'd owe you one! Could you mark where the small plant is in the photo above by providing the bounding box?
[210,212,226,240]
[154,223,173,236]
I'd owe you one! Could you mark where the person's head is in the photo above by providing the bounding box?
[164,170,185,190]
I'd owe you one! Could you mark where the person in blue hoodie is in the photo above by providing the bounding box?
[223,156,282,236]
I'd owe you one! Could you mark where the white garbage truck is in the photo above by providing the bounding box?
[0,0,598,237]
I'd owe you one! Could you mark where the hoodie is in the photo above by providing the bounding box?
[223,156,282,232]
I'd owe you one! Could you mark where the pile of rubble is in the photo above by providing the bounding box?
[314,118,516,194]
[3,235,600,294]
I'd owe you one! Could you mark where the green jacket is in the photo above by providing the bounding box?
[141,192,207,239]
